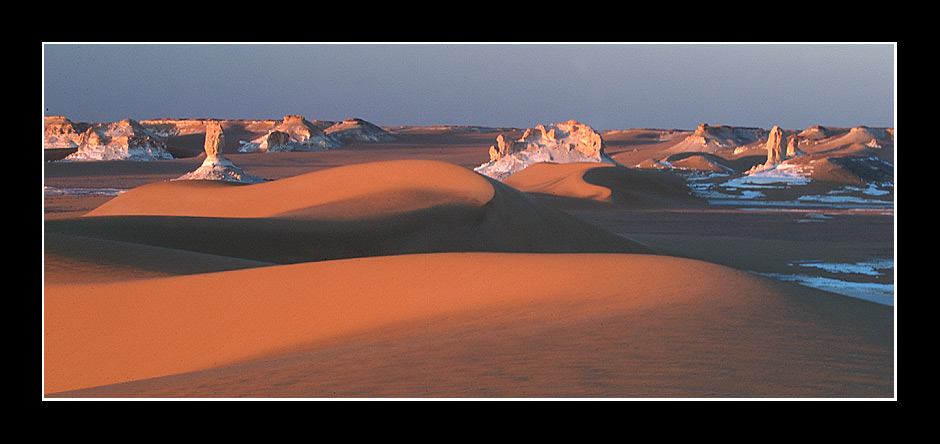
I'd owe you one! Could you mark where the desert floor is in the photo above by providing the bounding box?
[42,127,895,399]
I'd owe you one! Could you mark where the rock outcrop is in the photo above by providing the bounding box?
[743,125,809,175]
[239,115,342,153]
[140,119,216,137]
[324,118,396,142]
[474,120,613,180]
[764,125,786,166]
[175,122,264,183]
[761,125,807,168]
[63,119,173,161]
[203,120,225,157]
[786,135,803,158]
[797,125,832,141]
[665,123,765,154]
[44,116,91,149]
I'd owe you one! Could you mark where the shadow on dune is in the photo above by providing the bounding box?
[581,164,704,208]
[45,160,654,278]
[503,162,706,209]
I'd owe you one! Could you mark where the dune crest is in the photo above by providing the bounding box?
[505,163,616,201]
[87,159,496,219]
[53,160,652,270]
[504,162,703,208]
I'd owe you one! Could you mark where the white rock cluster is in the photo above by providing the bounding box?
[62,119,173,161]
[238,115,342,152]
[746,125,806,175]
[474,120,613,180]
[43,116,89,149]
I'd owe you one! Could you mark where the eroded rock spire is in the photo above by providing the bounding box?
[175,121,265,183]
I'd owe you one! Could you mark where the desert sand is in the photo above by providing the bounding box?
[43,120,895,399]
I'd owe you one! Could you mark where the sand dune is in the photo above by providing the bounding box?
[44,252,892,397]
[47,161,652,273]
[504,162,704,208]
[85,160,495,219]
[43,155,894,398]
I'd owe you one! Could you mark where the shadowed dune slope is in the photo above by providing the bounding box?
[504,162,704,208]
[85,159,496,219]
[44,252,893,397]
[46,160,653,274]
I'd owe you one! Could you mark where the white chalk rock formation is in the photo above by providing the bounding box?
[62,119,173,161]
[474,120,613,180]
[324,118,396,142]
[762,126,805,166]
[786,134,804,158]
[175,122,265,183]
[764,125,786,166]
[44,116,91,148]
[239,115,342,152]
[745,125,808,176]
[666,123,765,154]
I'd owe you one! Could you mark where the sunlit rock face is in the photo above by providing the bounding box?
[765,125,786,167]
[786,134,803,158]
[62,119,173,161]
[474,120,613,180]
[238,115,342,153]
[175,121,265,184]
[44,116,90,149]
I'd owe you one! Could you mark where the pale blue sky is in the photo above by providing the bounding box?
[42,43,895,131]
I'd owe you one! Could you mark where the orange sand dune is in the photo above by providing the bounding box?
[47,161,652,272]
[44,252,893,397]
[43,158,893,398]
[86,159,495,220]
[504,162,703,208]
[505,163,616,201]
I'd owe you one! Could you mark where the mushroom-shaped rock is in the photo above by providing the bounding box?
[175,122,265,184]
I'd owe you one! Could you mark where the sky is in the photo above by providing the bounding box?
[42,43,896,131]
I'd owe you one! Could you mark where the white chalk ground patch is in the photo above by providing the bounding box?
[792,258,894,276]
[756,272,894,306]
[683,166,895,305]
[725,162,813,188]
[475,146,611,181]
[44,186,127,196]
[681,164,893,210]
[756,258,894,306]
